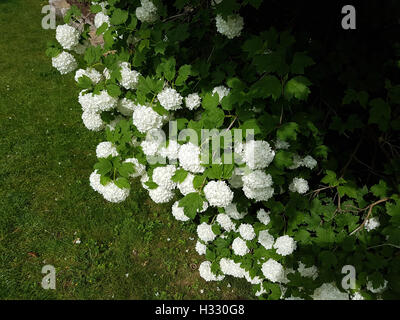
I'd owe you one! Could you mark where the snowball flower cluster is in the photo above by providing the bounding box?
[203,180,234,207]
[364,217,380,231]
[96,141,118,158]
[75,68,103,84]
[238,224,256,241]
[119,62,140,90]
[185,93,201,110]
[124,157,146,178]
[242,170,274,202]
[275,139,290,150]
[157,87,183,111]
[212,86,230,102]
[215,14,244,39]
[243,140,275,170]
[117,98,137,116]
[89,170,129,203]
[159,140,180,161]
[298,262,318,280]
[312,283,349,300]
[82,110,104,131]
[148,186,174,203]
[224,203,247,220]
[171,201,190,222]
[52,51,77,75]
[177,173,196,195]
[220,258,246,278]
[78,90,118,113]
[132,105,163,133]
[273,235,297,256]
[56,24,80,50]
[94,12,110,29]
[197,222,216,243]
[257,209,271,225]
[232,237,249,256]
[178,143,205,173]
[136,0,158,23]
[195,240,207,255]
[289,154,317,170]
[216,213,235,232]
[289,177,309,194]
[152,165,177,190]
[261,259,285,283]
[199,261,224,281]
[258,230,274,249]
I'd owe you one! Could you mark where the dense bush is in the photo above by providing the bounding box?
[46,0,400,299]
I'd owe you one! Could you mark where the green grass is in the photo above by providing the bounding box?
[0,0,253,299]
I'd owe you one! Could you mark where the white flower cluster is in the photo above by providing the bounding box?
[224,203,247,220]
[75,68,103,84]
[94,12,110,29]
[117,98,137,116]
[177,173,196,195]
[199,261,224,281]
[242,170,274,202]
[215,14,244,39]
[56,24,80,50]
[238,224,255,240]
[257,209,270,225]
[185,93,201,110]
[297,262,318,280]
[89,170,130,203]
[78,90,118,113]
[261,259,285,283]
[178,143,205,173]
[273,235,297,256]
[312,283,349,300]
[119,62,140,90]
[216,213,236,232]
[52,51,77,75]
[289,177,309,194]
[136,0,158,23]
[157,87,183,111]
[132,105,163,133]
[232,237,249,256]
[96,141,118,158]
[124,157,146,178]
[242,140,275,170]
[197,222,216,243]
[204,180,234,207]
[289,154,317,170]
[212,86,230,102]
[364,217,380,231]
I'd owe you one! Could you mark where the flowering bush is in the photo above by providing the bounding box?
[46,0,400,300]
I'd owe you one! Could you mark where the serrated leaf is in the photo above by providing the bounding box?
[172,168,188,183]
[114,177,130,189]
[291,52,315,74]
[277,122,299,141]
[284,76,311,101]
[110,9,129,25]
[178,192,204,219]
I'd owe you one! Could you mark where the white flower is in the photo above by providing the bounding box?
[96,141,118,158]
[243,140,275,170]
[152,165,177,190]
[258,230,274,249]
[197,222,216,243]
[78,90,117,113]
[364,217,380,232]
[81,111,104,131]
[232,237,249,256]
[243,185,274,202]
[289,177,309,194]
[215,14,244,39]
[185,93,201,110]
[220,258,245,278]
[56,24,80,50]
[178,143,205,173]
[117,98,137,116]
[157,87,183,111]
[302,155,317,169]
[351,292,365,300]
[89,170,105,194]
[75,68,102,84]
[257,209,270,225]
[224,203,247,220]
[119,62,140,90]
[171,201,190,221]
[159,140,180,160]
[216,214,235,232]
[141,139,161,157]
[199,261,224,281]
[136,0,158,23]
[367,279,388,294]
[238,224,255,241]
[312,283,349,300]
[177,173,196,196]
[242,170,273,189]
[123,158,146,178]
[273,235,297,256]
[195,241,207,255]
[298,262,318,280]
[101,181,130,203]
[288,154,303,169]
[204,180,233,207]
[94,12,110,29]
[212,85,230,102]
[148,186,174,203]
[52,51,77,75]
[275,139,290,150]
[132,105,163,133]
[244,271,263,285]
[261,259,285,283]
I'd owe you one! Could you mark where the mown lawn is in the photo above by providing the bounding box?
[0,0,252,299]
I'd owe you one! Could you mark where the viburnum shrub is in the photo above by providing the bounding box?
[46,0,400,300]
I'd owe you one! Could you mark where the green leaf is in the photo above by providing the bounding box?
[175,64,192,86]
[94,158,113,176]
[90,4,103,14]
[277,122,299,141]
[106,83,121,98]
[202,92,220,110]
[284,76,311,101]
[144,181,158,189]
[84,46,103,65]
[96,22,109,35]
[114,177,130,189]
[110,9,129,25]
[193,175,206,190]
[370,180,389,198]
[118,162,134,178]
[77,75,93,89]
[249,75,281,100]
[368,98,391,131]
[178,192,204,219]
[274,150,293,168]
[171,168,188,183]
[290,52,315,74]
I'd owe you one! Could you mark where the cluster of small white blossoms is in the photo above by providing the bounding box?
[157,87,183,111]
[364,217,380,231]
[289,154,318,170]
[135,0,158,23]
[204,180,234,207]
[215,14,244,39]
[185,93,201,110]
[89,170,130,203]
[289,177,309,194]
[119,62,141,90]
[132,105,163,133]
[94,11,110,29]
[56,24,80,50]
[52,51,78,75]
